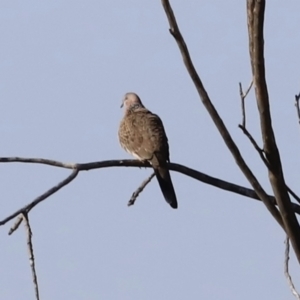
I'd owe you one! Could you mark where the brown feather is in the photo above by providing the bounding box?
[118,93,178,209]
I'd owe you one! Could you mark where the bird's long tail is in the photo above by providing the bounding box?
[152,157,178,209]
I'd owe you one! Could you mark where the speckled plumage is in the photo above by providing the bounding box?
[118,93,177,209]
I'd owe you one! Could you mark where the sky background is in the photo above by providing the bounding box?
[1,1,300,299]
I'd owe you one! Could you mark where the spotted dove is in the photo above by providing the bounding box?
[118,92,178,209]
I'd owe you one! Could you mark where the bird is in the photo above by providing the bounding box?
[118,92,178,209]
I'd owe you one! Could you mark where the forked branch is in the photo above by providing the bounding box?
[247,0,300,262]
[161,0,283,228]
[1,157,300,227]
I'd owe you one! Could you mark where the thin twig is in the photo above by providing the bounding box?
[239,80,253,127]
[128,172,155,206]
[244,80,253,99]
[8,214,23,235]
[284,236,300,299]
[238,124,269,167]
[238,83,300,205]
[239,83,246,127]
[239,126,300,205]
[295,93,300,125]
[23,212,40,300]
[287,186,300,205]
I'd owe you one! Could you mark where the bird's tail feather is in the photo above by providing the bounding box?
[154,167,178,209]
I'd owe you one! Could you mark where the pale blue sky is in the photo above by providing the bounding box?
[1,1,300,299]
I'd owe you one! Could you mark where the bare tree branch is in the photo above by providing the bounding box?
[295,93,300,125]
[238,124,268,165]
[247,0,300,262]
[1,158,300,227]
[23,213,40,300]
[161,0,283,228]
[284,236,300,299]
[0,157,76,169]
[238,80,268,166]
[1,158,298,205]
[238,85,300,205]
[8,214,23,235]
[0,169,79,226]
[239,80,253,127]
[287,187,300,205]
[239,83,246,128]
[239,125,300,206]
[128,172,155,206]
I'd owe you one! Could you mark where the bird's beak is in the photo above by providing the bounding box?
[120,103,123,108]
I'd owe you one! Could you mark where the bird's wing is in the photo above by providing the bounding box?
[119,109,169,161]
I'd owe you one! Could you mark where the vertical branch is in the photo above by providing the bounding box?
[239,83,247,128]
[239,80,253,128]
[247,0,300,262]
[23,213,40,300]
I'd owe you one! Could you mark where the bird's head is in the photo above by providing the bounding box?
[121,92,144,111]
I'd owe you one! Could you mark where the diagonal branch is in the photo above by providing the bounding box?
[247,0,300,262]
[0,169,79,226]
[161,0,283,228]
[128,172,156,206]
[8,214,23,235]
[238,84,300,205]
[238,124,268,167]
[239,125,300,205]
[287,188,300,205]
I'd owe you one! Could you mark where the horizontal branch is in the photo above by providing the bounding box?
[1,157,300,227]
